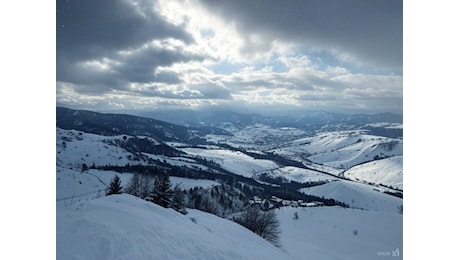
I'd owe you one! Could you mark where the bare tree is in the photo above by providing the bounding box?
[234,206,281,246]
[171,185,187,215]
[125,173,154,199]
[139,174,154,199]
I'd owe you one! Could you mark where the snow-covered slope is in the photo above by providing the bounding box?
[170,176,220,190]
[56,120,403,259]
[56,128,144,168]
[257,166,339,183]
[277,206,403,260]
[57,194,289,260]
[179,148,279,177]
[56,166,220,207]
[300,180,402,213]
[272,130,402,169]
[205,124,306,150]
[344,156,403,189]
[57,127,213,173]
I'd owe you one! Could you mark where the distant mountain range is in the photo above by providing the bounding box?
[136,109,402,127]
[56,107,230,144]
[58,106,402,139]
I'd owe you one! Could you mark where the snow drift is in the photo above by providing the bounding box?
[57,194,289,260]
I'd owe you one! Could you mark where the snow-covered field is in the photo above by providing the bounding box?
[257,166,339,183]
[57,194,289,260]
[57,127,217,174]
[300,180,402,213]
[206,124,306,150]
[56,128,145,168]
[277,206,402,260]
[57,167,220,207]
[271,131,402,169]
[344,156,403,189]
[56,167,132,207]
[179,147,279,177]
[56,124,403,259]
[141,153,211,171]
[170,176,220,190]
[56,193,402,260]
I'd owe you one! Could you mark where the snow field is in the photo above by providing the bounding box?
[57,167,220,207]
[272,131,402,169]
[344,155,403,189]
[259,166,339,183]
[57,194,289,260]
[180,148,279,177]
[57,128,146,168]
[300,180,402,213]
[277,206,402,260]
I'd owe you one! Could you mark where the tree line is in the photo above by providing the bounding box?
[106,171,187,215]
[99,163,348,208]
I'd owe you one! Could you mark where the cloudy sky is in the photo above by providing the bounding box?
[56,0,402,115]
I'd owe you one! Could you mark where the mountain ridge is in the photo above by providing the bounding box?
[56,106,231,144]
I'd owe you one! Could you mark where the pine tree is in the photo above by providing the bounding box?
[107,175,123,195]
[171,185,187,214]
[147,174,173,208]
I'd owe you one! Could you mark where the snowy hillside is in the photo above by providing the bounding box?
[272,130,402,170]
[56,166,131,207]
[300,180,402,213]
[56,166,220,207]
[256,166,339,183]
[205,124,306,150]
[344,156,403,189]
[57,128,139,169]
[57,194,289,260]
[56,108,403,259]
[277,206,402,260]
[179,147,279,177]
[56,164,403,259]
[57,127,214,173]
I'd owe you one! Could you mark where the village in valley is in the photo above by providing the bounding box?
[249,195,324,209]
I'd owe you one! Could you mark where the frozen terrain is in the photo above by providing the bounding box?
[205,124,306,150]
[271,130,402,170]
[344,155,403,189]
[56,193,402,260]
[179,147,279,177]
[277,206,402,260]
[56,128,138,169]
[57,194,289,260]
[56,121,403,259]
[56,167,220,207]
[300,180,402,213]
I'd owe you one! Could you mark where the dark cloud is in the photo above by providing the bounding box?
[198,0,402,72]
[56,0,207,95]
[112,45,204,85]
[56,0,192,61]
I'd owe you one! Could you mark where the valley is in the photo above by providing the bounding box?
[56,107,403,259]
